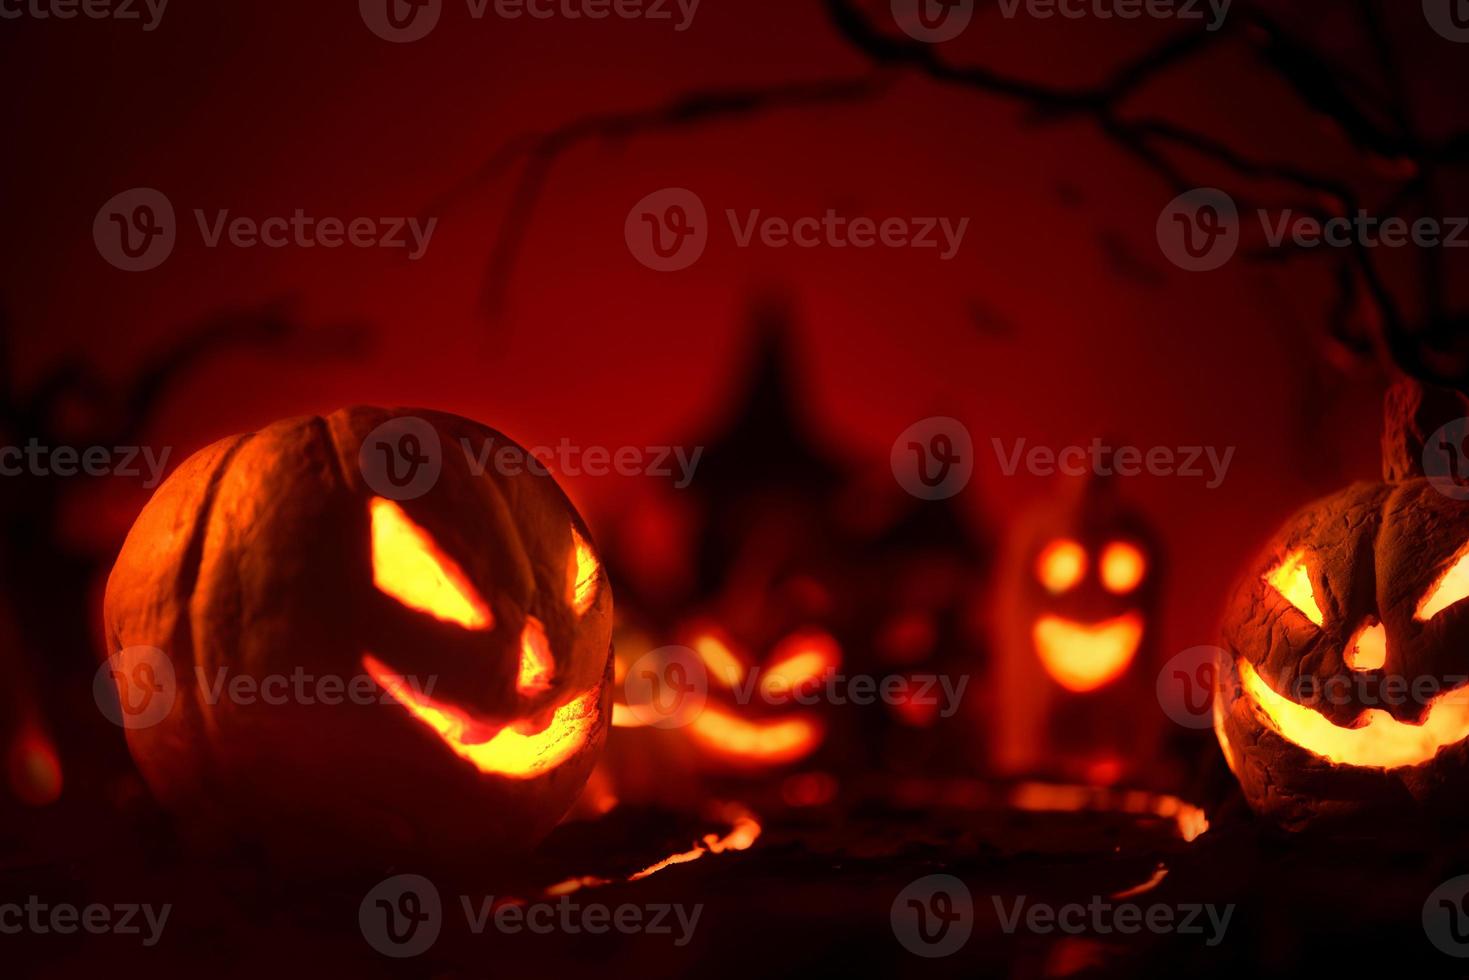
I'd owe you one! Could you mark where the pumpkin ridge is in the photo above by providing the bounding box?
[311,413,352,493]
[175,433,255,745]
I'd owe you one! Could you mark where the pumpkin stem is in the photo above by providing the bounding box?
[1382,379,1469,482]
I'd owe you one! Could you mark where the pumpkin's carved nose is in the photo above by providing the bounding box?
[1344,621,1387,672]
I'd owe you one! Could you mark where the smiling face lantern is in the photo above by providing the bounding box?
[103,408,612,864]
[995,474,1161,782]
[1215,383,1469,829]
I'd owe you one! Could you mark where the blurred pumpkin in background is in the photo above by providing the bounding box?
[994,473,1163,785]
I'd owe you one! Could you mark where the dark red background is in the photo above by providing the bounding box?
[6,0,1465,708]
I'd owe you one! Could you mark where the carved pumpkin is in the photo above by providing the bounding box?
[995,475,1163,783]
[1214,382,1469,829]
[103,408,612,864]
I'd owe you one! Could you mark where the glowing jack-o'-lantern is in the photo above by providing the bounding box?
[103,408,612,864]
[1215,383,1469,829]
[610,623,839,768]
[995,475,1162,782]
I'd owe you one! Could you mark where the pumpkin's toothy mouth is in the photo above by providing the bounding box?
[1236,659,1469,769]
[363,654,599,778]
[1032,612,1144,692]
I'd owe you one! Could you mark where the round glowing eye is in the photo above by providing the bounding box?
[1100,541,1147,594]
[1036,539,1086,594]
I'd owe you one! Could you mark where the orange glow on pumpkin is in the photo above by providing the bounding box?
[1238,659,1469,768]
[691,633,746,689]
[363,654,597,778]
[370,498,492,630]
[1036,538,1086,594]
[610,703,645,728]
[1100,541,1146,593]
[516,616,555,696]
[1032,612,1144,692]
[567,525,601,616]
[1264,550,1324,626]
[1344,622,1387,671]
[759,631,840,698]
[687,705,822,764]
[1416,543,1469,621]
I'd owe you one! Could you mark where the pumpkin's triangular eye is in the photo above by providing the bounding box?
[1264,550,1325,626]
[517,616,555,696]
[567,525,600,616]
[1416,544,1469,621]
[370,497,493,630]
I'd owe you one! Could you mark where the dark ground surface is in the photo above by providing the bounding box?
[5,768,1469,979]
